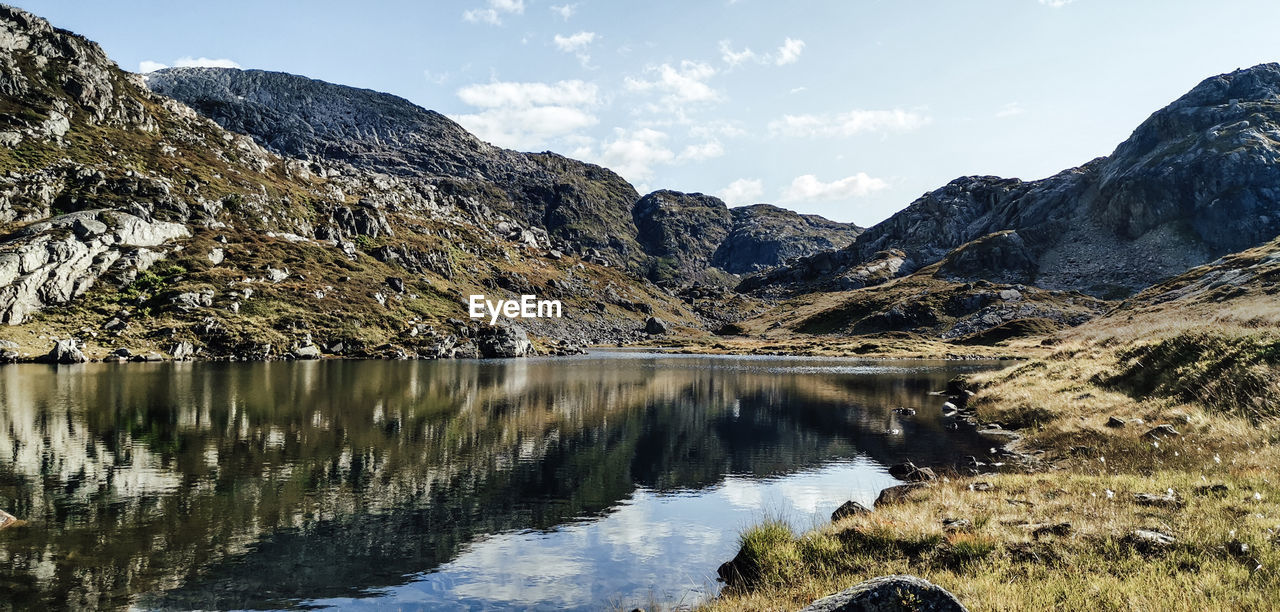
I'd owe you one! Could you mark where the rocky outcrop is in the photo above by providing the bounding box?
[632,190,862,286]
[800,575,968,612]
[41,338,85,364]
[475,324,534,358]
[745,63,1280,298]
[0,210,189,323]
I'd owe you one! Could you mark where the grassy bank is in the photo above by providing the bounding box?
[707,254,1280,610]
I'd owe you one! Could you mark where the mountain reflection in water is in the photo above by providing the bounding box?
[0,351,1005,610]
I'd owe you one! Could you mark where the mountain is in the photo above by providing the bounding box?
[744,64,1280,299]
[144,67,861,286]
[0,4,864,360]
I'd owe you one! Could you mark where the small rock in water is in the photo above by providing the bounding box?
[799,574,968,612]
[0,508,22,530]
[893,407,917,416]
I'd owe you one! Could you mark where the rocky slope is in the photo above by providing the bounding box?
[745,64,1280,299]
[145,68,860,286]
[0,4,863,360]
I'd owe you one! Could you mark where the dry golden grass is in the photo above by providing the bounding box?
[707,245,1280,611]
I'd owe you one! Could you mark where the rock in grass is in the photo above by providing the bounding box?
[1123,529,1177,554]
[800,575,968,612]
[942,518,972,533]
[888,461,938,482]
[1028,522,1073,538]
[1106,416,1126,428]
[1144,424,1180,439]
[832,500,872,521]
[875,483,927,507]
[1134,491,1184,509]
[1194,483,1229,496]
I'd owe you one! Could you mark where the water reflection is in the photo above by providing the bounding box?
[0,352,1003,610]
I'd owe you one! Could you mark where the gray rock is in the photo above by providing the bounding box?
[292,344,322,359]
[103,317,127,331]
[43,338,86,364]
[942,518,972,533]
[799,575,968,612]
[171,289,214,310]
[1106,416,1126,428]
[266,267,289,283]
[386,276,405,293]
[1123,529,1177,554]
[644,316,668,335]
[0,508,20,530]
[0,340,17,349]
[875,483,927,507]
[476,324,534,358]
[887,462,938,482]
[1134,491,1184,509]
[207,247,225,265]
[170,341,194,360]
[831,500,872,521]
[1145,424,1180,439]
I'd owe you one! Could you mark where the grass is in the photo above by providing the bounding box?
[707,238,1280,611]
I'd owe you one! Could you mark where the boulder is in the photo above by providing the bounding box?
[292,344,322,359]
[644,316,669,335]
[875,483,927,507]
[476,324,534,358]
[831,500,872,521]
[44,339,86,364]
[799,575,968,612]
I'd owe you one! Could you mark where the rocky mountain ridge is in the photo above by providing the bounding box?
[145,67,861,286]
[745,64,1280,299]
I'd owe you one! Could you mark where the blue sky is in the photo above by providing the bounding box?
[15,0,1280,225]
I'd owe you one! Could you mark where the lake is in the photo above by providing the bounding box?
[0,351,1006,610]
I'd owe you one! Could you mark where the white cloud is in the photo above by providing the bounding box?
[996,102,1025,118]
[689,120,747,140]
[789,86,807,94]
[781,173,888,202]
[139,56,241,73]
[553,31,596,52]
[677,140,724,161]
[1038,0,1074,6]
[451,80,600,150]
[553,31,597,66]
[769,109,930,138]
[775,38,805,65]
[463,0,524,25]
[595,128,675,181]
[718,40,757,67]
[718,178,765,205]
[550,3,576,19]
[624,61,720,115]
[457,80,599,108]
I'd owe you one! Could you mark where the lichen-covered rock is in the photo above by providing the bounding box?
[800,575,968,612]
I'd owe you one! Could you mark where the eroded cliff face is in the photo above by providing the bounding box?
[745,64,1280,299]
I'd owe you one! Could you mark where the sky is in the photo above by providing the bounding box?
[14,0,1280,225]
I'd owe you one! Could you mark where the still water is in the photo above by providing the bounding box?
[0,351,1005,610]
